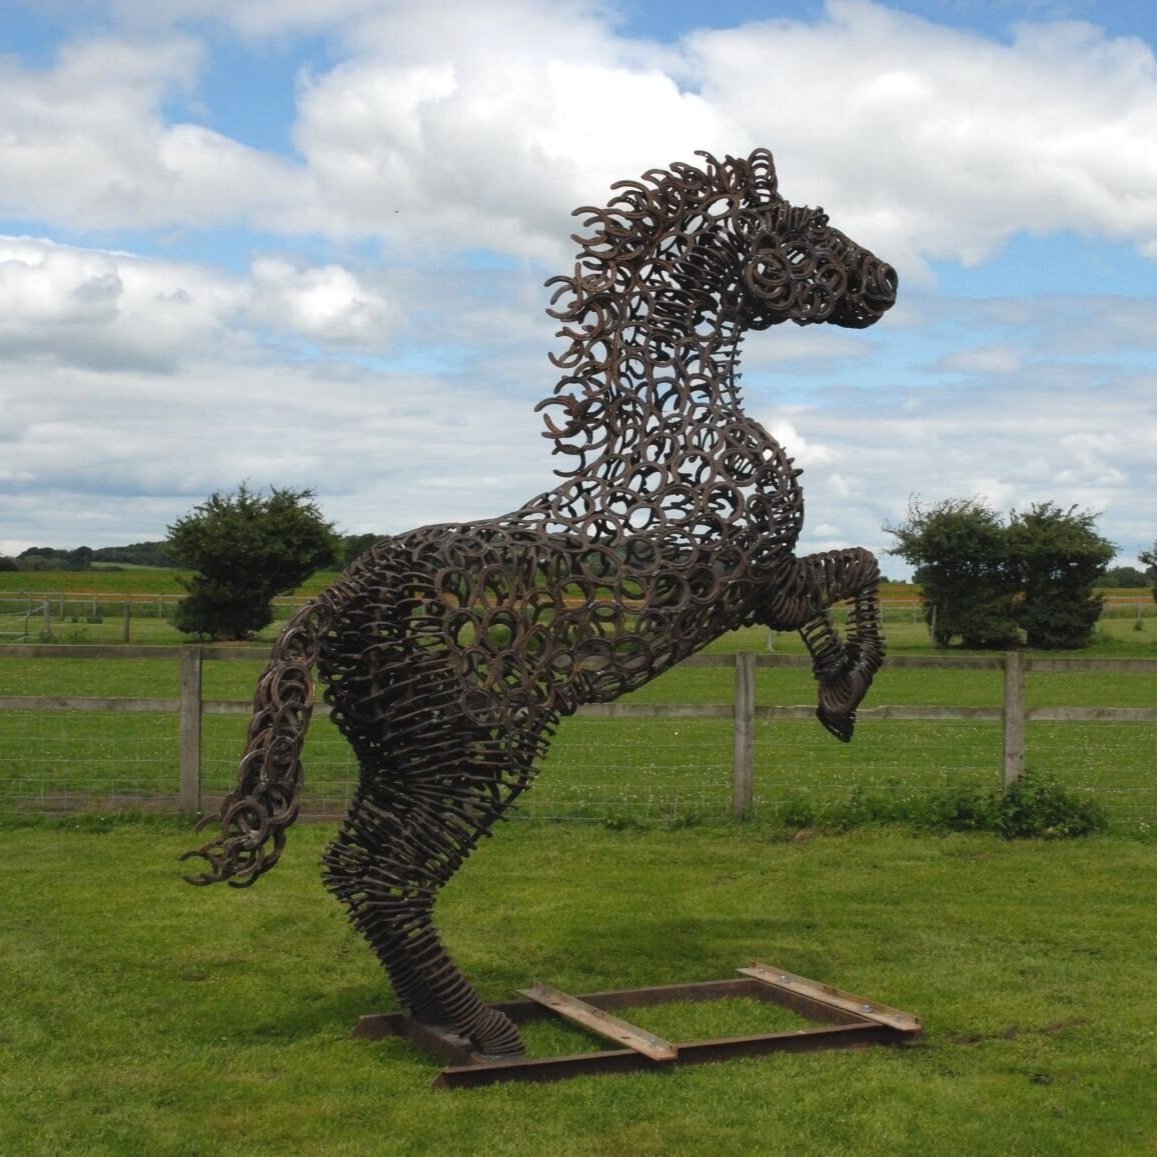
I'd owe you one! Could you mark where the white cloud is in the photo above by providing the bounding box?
[939,344,1024,374]
[7,1,1157,277]
[248,258,394,347]
[686,1,1157,277]
[764,418,836,467]
[2,0,1157,575]
[0,236,244,371]
[288,2,737,257]
[0,236,408,370]
[0,35,308,232]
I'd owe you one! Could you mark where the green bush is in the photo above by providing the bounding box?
[992,769,1108,839]
[774,771,1107,840]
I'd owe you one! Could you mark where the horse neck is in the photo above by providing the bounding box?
[543,293,750,485]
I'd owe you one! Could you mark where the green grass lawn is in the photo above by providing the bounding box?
[1,821,1155,1155]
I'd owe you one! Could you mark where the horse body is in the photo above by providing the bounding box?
[184,149,897,1057]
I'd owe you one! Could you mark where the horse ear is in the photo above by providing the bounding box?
[746,149,778,199]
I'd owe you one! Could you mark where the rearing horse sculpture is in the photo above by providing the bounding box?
[183,149,897,1058]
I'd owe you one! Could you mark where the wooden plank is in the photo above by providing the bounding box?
[434,1023,887,1089]
[518,982,677,1061]
[1003,650,1026,787]
[575,703,731,718]
[1028,706,1157,722]
[1025,658,1157,673]
[878,655,1005,670]
[0,643,271,660]
[858,705,1002,721]
[179,647,203,813]
[0,644,185,660]
[0,696,181,713]
[739,964,922,1035]
[10,698,1140,726]
[753,705,825,720]
[755,705,1004,722]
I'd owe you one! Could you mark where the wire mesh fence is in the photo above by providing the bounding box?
[0,646,1154,833]
[0,709,178,815]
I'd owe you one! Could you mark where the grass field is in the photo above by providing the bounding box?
[2,572,1154,1151]
[1,567,1153,646]
[0,566,344,598]
[2,821,1155,1155]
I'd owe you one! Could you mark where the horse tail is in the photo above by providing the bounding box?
[181,598,332,887]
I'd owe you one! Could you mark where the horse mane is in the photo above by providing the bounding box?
[535,149,788,480]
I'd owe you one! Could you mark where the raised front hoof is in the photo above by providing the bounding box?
[816,704,855,743]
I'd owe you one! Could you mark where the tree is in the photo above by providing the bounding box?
[1141,541,1157,604]
[1100,565,1148,588]
[92,541,175,568]
[166,485,339,640]
[67,546,94,571]
[886,498,1018,648]
[1007,503,1113,649]
[340,532,382,568]
[887,497,1115,651]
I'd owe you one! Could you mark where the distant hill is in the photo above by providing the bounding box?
[2,534,385,573]
[91,542,176,568]
[0,541,176,572]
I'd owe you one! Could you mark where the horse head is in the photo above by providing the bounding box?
[668,149,897,333]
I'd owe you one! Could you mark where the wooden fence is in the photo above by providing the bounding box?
[1,644,1154,819]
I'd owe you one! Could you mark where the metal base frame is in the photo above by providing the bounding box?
[351,962,923,1088]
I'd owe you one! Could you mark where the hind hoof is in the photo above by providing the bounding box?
[817,705,855,742]
[468,1007,527,1057]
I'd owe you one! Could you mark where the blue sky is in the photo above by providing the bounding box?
[1,0,1155,575]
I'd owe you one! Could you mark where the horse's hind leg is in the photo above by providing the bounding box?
[323,718,546,1058]
[761,547,885,741]
[325,792,526,1057]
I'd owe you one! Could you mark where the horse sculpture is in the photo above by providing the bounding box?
[183,149,897,1058]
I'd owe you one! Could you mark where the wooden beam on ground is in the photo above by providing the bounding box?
[355,963,923,1088]
[739,963,923,1035]
[518,981,677,1061]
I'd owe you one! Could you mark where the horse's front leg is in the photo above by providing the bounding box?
[758,547,885,741]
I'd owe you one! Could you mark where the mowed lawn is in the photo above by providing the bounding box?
[2,820,1155,1155]
[2,575,1155,1151]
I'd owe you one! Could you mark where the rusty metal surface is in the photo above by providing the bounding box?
[183,149,897,1058]
[740,963,924,1034]
[353,966,921,1088]
[518,981,678,1061]
[433,1023,899,1090]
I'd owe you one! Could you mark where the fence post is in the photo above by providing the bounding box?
[732,651,755,820]
[179,646,203,812]
[1002,650,1025,787]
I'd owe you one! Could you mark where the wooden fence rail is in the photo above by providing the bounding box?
[2,645,1154,819]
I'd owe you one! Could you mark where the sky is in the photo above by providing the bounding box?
[2,0,1156,577]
